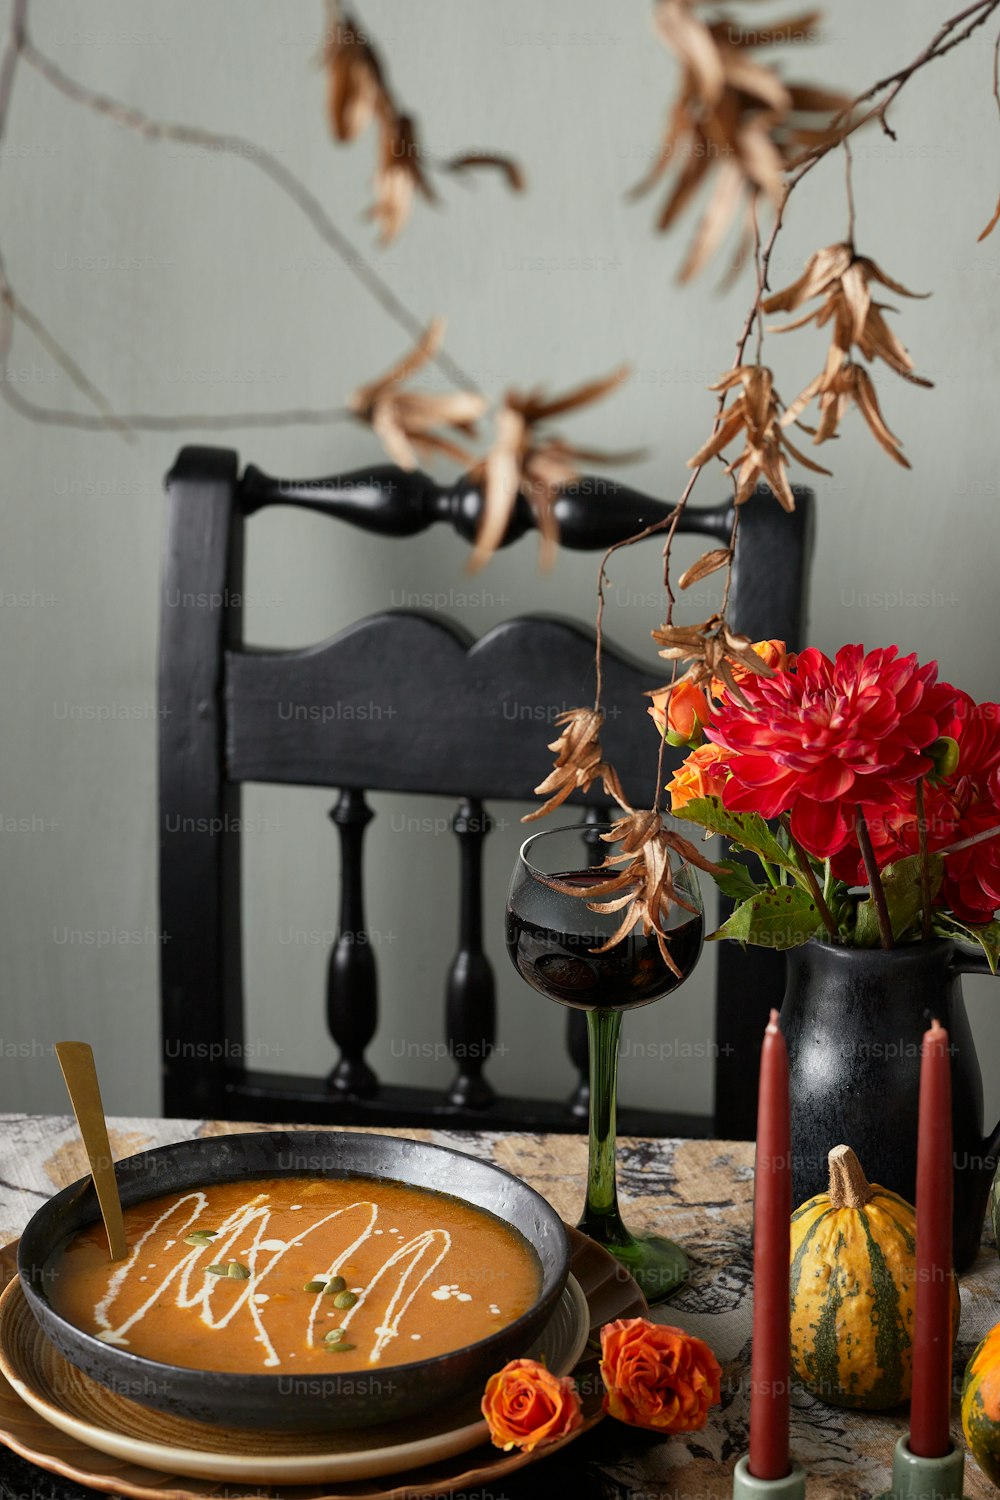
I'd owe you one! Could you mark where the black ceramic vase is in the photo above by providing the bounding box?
[779,938,999,1272]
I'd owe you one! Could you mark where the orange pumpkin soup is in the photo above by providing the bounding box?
[50,1176,541,1373]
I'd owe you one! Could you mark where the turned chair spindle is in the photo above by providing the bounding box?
[445,797,496,1110]
[327,788,378,1098]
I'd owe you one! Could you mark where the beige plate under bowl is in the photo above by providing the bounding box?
[0,1271,587,1484]
[0,1226,646,1498]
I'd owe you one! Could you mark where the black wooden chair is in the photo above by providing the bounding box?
[158,447,812,1138]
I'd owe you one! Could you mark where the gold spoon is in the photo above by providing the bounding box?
[55,1041,127,1261]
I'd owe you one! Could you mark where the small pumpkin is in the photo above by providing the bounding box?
[963,1325,1000,1485]
[789,1144,959,1411]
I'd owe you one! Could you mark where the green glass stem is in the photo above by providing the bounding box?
[578,1007,632,1248]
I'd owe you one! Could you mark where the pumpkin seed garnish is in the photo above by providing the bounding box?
[303,1280,328,1294]
[184,1231,218,1247]
[206,1261,251,1280]
[325,1275,347,1295]
[326,1340,356,1353]
[323,1328,347,1345]
[332,1290,357,1310]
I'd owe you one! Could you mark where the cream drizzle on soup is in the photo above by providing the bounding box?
[50,1176,541,1373]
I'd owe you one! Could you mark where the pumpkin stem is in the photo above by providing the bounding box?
[827,1145,874,1209]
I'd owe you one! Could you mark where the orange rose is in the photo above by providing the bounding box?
[666,742,731,811]
[649,679,712,747]
[599,1318,721,1433]
[711,638,792,700]
[481,1358,583,1453]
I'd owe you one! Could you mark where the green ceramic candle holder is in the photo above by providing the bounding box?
[874,1434,969,1500]
[732,1456,806,1499]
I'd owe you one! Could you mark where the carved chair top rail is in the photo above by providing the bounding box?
[237,461,739,551]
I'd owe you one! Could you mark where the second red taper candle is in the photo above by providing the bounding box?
[909,1016,954,1460]
[749,1009,792,1481]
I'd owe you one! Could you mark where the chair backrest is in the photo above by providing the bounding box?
[158,447,813,1136]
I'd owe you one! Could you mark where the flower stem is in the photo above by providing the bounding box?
[855,807,894,950]
[915,777,933,942]
[936,821,1000,857]
[781,816,839,941]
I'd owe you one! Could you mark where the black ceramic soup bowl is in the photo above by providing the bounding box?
[17,1130,570,1433]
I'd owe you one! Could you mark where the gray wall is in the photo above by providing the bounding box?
[2,0,998,1125]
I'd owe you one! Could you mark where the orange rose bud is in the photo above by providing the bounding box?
[711,638,791,700]
[599,1318,721,1433]
[648,680,712,748]
[481,1357,583,1453]
[666,742,731,811]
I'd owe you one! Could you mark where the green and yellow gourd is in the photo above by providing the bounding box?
[789,1144,959,1410]
[962,1325,1000,1484]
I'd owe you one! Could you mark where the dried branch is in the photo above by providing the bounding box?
[763,241,932,462]
[18,23,478,394]
[636,0,853,281]
[349,320,485,468]
[443,153,527,193]
[829,0,1000,148]
[687,364,831,510]
[0,0,501,436]
[0,2,138,433]
[522,709,628,823]
[0,252,132,437]
[549,809,724,975]
[589,0,998,828]
[0,3,527,439]
[0,0,25,133]
[468,366,634,573]
[323,0,523,244]
[598,1,997,642]
[844,137,857,244]
[322,5,385,142]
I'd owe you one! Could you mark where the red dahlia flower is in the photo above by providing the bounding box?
[706,644,961,858]
[946,791,1000,923]
[830,698,1000,921]
[949,698,1000,790]
[943,700,1000,922]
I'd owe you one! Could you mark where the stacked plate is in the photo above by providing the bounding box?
[0,1132,647,1497]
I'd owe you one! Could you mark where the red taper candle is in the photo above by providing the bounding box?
[909,1017,954,1459]
[749,1009,792,1481]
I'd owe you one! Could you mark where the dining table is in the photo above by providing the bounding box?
[1,1113,998,1500]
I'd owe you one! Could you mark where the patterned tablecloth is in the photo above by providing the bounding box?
[0,1114,998,1500]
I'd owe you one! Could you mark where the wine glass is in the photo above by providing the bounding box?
[506,821,704,1303]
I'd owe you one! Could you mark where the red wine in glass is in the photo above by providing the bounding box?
[507,870,703,1010]
[505,827,705,1302]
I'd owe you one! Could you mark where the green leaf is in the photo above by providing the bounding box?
[853,854,944,948]
[708,888,825,950]
[672,797,797,873]
[933,913,1000,975]
[852,902,881,949]
[712,860,762,902]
